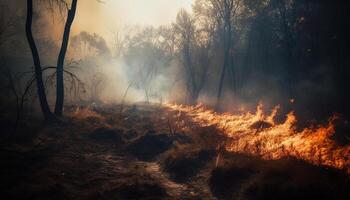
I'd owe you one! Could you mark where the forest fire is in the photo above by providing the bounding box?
[166,103,350,173]
[2,0,350,198]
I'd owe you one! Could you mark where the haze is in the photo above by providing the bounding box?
[74,0,194,37]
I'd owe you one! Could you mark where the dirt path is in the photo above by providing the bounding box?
[1,104,217,199]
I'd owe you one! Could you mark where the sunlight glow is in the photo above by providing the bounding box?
[74,0,194,36]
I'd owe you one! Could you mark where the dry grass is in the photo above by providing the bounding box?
[1,103,349,200]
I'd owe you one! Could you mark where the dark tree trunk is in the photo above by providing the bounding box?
[241,31,252,92]
[54,0,78,116]
[216,49,228,108]
[25,0,52,119]
[278,0,295,98]
[226,21,237,94]
[183,39,198,104]
[216,20,232,108]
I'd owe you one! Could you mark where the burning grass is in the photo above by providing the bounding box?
[166,103,350,174]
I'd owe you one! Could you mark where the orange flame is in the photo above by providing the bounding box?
[166,103,350,173]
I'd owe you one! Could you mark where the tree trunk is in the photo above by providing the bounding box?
[216,49,228,108]
[183,40,198,104]
[25,0,52,119]
[54,0,78,116]
[226,21,237,94]
[278,0,295,98]
[216,21,232,108]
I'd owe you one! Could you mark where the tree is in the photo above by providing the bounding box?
[55,0,78,116]
[88,71,105,103]
[25,0,53,119]
[193,0,243,107]
[70,31,111,59]
[25,0,80,118]
[124,27,171,103]
[174,9,211,104]
[211,0,242,107]
[110,27,131,58]
[175,9,198,104]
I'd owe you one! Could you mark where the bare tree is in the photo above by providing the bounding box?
[70,31,111,59]
[110,28,128,58]
[124,27,169,103]
[174,9,212,104]
[277,0,296,98]
[175,9,198,104]
[88,71,105,103]
[55,0,78,116]
[25,0,79,118]
[25,0,53,119]
[7,68,37,132]
[210,0,241,107]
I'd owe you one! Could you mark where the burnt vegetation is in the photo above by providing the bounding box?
[1,0,350,199]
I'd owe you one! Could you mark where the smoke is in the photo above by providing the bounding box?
[64,32,182,105]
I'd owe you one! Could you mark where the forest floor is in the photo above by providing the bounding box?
[1,103,350,200]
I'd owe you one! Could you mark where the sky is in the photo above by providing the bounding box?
[73,0,194,37]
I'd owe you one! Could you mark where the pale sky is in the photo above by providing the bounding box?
[73,0,194,37]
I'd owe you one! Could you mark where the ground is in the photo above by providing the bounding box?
[1,104,349,200]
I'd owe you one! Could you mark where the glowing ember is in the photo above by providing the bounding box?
[166,103,350,173]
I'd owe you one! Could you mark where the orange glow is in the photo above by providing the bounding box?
[166,103,350,173]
